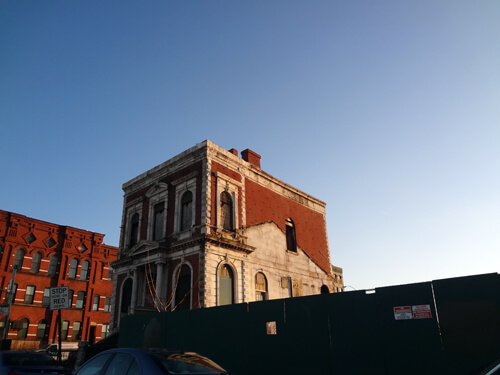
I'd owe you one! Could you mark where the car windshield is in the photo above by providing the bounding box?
[151,352,226,374]
[4,352,58,367]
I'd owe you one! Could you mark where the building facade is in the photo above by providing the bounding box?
[0,210,117,350]
[110,140,343,329]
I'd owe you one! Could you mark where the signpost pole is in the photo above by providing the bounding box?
[2,265,18,343]
[50,286,69,365]
[57,308,62,365]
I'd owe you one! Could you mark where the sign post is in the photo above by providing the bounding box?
[49,287,71,364]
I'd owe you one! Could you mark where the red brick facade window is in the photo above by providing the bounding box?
[30,252,42,273]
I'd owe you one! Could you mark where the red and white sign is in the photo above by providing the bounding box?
[412,304,432,319]
[394,306,412,320]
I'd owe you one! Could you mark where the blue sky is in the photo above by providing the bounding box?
[1,1,499,290]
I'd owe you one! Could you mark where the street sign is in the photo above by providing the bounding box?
[49,286,71,310]
[0,306,9,315]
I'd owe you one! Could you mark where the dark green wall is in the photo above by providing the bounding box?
[119,273,500,375]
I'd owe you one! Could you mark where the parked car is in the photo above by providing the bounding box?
[477,359,500,375]
[73,348,228,375]
[0,351,69,375]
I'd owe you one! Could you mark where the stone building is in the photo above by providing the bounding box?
[110,140,343,329]
[0,210,117,350]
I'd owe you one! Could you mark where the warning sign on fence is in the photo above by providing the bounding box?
[394,306,412,320]
[412,304,432,319]
[394,304,432,320]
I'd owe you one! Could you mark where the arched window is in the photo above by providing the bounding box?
[120,278,133,315]
[13,249,25,270]
[255,272,268,301]
[320,285,330,294]
[286,218,297,252]
[180,191,193,231]
[220,191,234,231]
[68,258,78,278]
[17,318,29,339]
[36,319,48,339]
[174,264,192,311]
[30,252,42,273]
[80,260,90,280]
[48,255,58,276]
[129,213,140,247]
[219,264,234,306]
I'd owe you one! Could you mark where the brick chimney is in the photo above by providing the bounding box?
[228,148,238,156]
[241,149,261,168]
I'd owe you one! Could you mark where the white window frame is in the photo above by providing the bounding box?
[216,260,239,306]
[173,175,197,237]
[124,199,143,250]
[215,173,240,231]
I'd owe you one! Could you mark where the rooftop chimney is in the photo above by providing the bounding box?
[241,149,261,168]
[228,148,238,156]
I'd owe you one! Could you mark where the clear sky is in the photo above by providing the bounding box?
[1,1,499,290]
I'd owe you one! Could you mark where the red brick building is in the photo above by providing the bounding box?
[0,210,117,350]
[111,140,343,329]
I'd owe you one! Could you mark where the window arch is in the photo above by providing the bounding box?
[48,255,58,276]
[180,191,193,231]
[68,258,78,278]
[320,285,330,294]
[17,318,29,339]
[173,264,192,311]
[80,260,90,280]
[129,213,140,247]
[13,249,25,270]
[255,272,268,301]
[286,218,297,252]
[220,191,234,231]
[30,252,42,273]
[219,264,234,306]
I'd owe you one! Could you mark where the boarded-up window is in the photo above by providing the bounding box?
[129,213,139,247]
[255,272,267,301]
[219,265,234,306]
[220,191,234,231]
[181,191,193,231]
[291,277,303,297]
[153,202,165,240]
[286,218,297,252]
